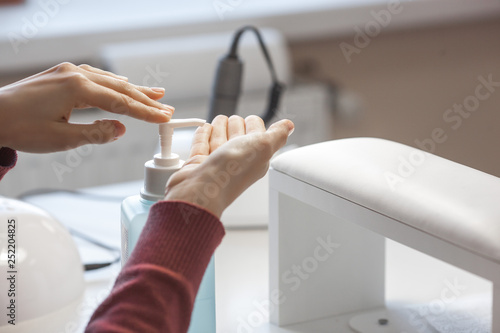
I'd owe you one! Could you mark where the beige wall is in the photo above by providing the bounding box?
[289,18,500,177]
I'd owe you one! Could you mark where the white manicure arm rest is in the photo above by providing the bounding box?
[268,138,500,332]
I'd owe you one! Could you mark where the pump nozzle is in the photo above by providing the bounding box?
[159,118,206,159]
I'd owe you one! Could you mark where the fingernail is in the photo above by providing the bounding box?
[151,87,165,93]
[163,104,175,111]
[288,127,295,137]
[118,75,128,81]
[113,122,125,139]
[161,110,172,117]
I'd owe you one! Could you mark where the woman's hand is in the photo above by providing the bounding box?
[0,62,174,153]
[164,115,294,218]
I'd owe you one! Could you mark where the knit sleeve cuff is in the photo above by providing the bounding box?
[126,201,225,291]
[0,147,17,181]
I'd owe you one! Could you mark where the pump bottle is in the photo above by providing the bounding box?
[121,118,216,333]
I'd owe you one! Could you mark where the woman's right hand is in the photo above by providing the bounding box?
[0,62,174,153]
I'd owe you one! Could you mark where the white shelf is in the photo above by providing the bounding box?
[1,0,500,73]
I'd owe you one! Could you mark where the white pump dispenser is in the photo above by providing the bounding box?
[141,118,206,201]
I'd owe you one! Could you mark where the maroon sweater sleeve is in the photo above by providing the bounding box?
[0,147,17,181]
[86,201,225,333]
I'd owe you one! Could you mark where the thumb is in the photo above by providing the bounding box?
[55,119,125,148]
[266,119,294,152]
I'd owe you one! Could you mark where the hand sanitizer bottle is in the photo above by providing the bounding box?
[121,118,216,333]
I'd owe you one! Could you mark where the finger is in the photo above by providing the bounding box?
[144,86,166,101]
[50,119,125,149]
[228,115,245,140]
[245,115,266,134]
[183,154,209,168]
[78,69,173,112]
[125,83,166,100]
[78,64,129,82]
[266,119,295,152]
[77,80,172,123]
[189,123,212,158]
[210,115,228,153]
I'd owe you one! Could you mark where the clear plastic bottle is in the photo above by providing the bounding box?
[121,119,215,333]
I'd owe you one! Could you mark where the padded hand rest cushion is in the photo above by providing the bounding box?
[271,138,500,264]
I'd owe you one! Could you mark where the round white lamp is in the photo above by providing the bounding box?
[0,197,85,332]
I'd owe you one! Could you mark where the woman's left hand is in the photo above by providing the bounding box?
[164,115,294,218]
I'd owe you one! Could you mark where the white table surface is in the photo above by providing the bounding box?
[24,180,492,332]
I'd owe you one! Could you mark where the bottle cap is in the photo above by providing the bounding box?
[141,118,206,201]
